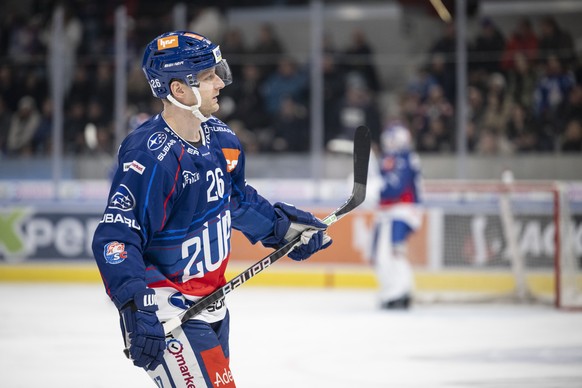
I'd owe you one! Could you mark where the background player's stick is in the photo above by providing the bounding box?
[161,126,371,335]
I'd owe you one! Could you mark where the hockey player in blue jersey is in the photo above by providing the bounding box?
[91,31,332,387]
[371,122,422,309]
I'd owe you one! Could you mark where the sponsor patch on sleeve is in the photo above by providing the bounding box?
[123,160,146,175]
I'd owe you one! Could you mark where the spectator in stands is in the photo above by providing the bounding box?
[427,52,455,104]
[0,64,19,112]
[22,70,47,110]
[92,61,115,115]
[250,23,285,80]
[220,27,248,80]
[6,95,41,156]
[429,22,456,59]
[271,96,309,152]
[223,63,270,134]
[557,85,582,134]
[399,91,423,131]
[342,28,380,93]
[428,22,456,102]
[416,115,452,153]
[68,65,92,106]
[126,60,152,111]
[470,17,505,75]
[533,54,575,123]
[407,65,438,103]
[7,14,44,65]
[560,119,582,152]
[32,97,53,155]
[464,121,479,152]
[537,16,575,68]
[506,51,537,111]
[467,86,486,131]
[419,84,454,127]
[261,56,307,117]
[501,17,538,72]
[506,103,544,152]
[0,96,11,156]
[188,7,227,43]
[63,101,86,154]
[481,73,512,135]
[323,52,346,144]
[330,72,381,144]
[475,127,512,155]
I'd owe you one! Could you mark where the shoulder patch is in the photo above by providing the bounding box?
[222,148,240,172]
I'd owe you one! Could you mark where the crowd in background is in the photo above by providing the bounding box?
[406,16,582,154]
[0,1,581,158]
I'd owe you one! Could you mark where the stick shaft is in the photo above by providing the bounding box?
[163,126,371,334]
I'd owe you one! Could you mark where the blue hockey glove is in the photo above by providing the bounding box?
[119,288,166,370]
[262,202,332,261]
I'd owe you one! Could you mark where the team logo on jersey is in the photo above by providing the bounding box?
[103,241,127,264]
[221,148,240,172]
[108,184,136,211]
[157,35,178,50]
[147,132,168,151]
[123,160,146,175]
[182,170,200,188]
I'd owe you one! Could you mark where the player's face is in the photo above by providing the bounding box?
[196,68,225,116]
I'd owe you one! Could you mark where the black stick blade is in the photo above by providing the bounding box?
[353,126,371,186]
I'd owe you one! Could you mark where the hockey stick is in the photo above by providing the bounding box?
[161,126,371,334]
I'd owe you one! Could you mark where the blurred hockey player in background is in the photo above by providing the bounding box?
[92,31,331,387]
[371,122,423,309]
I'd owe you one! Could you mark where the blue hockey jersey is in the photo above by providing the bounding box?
[92,114,278,322]
[379,150,421,207]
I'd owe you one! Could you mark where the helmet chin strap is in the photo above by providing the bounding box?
[167,87,210,122]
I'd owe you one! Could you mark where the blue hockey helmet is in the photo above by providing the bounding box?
[142,31,232,99]
[381,122,412,153]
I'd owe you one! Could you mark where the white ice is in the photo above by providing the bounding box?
[1,283,581,388]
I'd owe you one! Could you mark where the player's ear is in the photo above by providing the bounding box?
[169,79,186,99]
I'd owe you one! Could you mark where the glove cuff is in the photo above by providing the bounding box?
[112,278,150,310]
[132,288,159,313]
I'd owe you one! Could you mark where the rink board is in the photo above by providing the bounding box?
[0,262,555,298]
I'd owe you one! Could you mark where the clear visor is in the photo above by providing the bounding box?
[215,60,232,86]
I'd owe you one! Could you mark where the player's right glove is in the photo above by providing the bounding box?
[118,286,166,370]
[262,202,332,261]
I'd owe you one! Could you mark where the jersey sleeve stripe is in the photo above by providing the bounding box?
[142,163,159,237]
[161,147,185,228]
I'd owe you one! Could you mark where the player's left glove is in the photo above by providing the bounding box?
[118,286,166,371]
[262,202,332,261]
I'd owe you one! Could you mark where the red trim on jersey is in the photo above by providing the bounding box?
[380,190,415,206]
[161,147,185,228]
[147,254,230,297]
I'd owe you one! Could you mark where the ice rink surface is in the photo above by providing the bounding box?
[1,283,581,388]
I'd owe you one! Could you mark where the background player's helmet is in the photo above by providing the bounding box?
[142,31,232,99]
[381,122,412,153]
